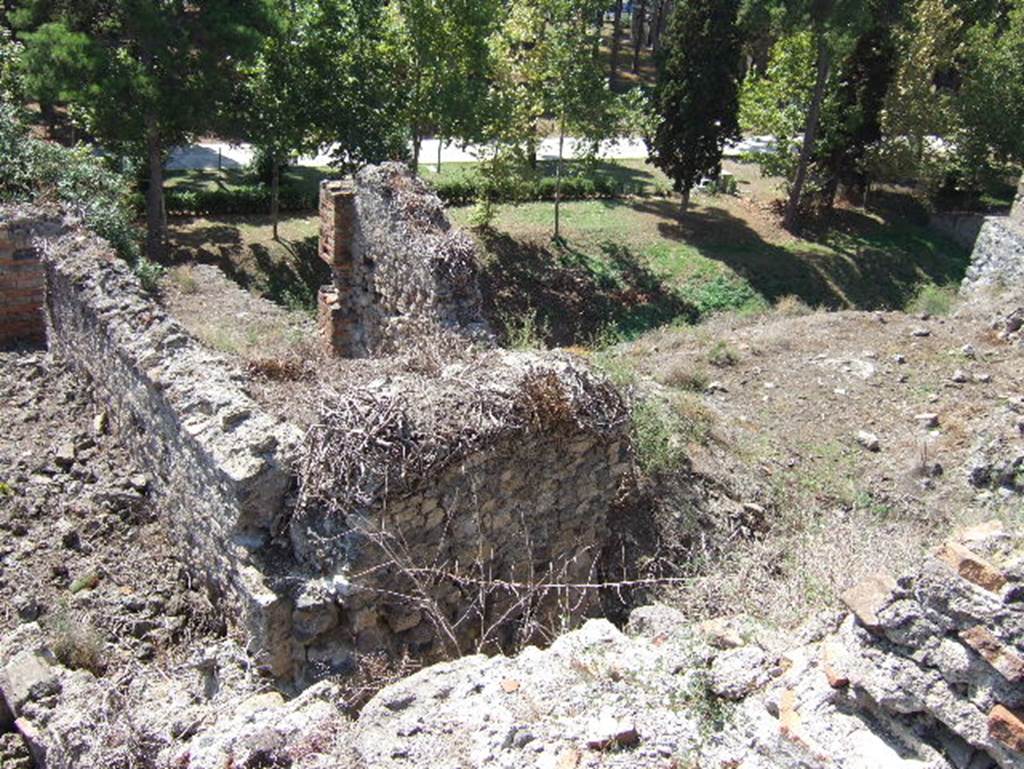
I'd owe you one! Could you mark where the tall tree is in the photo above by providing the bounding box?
[481,0,614,236]
[781,0,868,231]
[647,0,743,211]
[609,0,624,85]
[384,0,500,174]
[632,0,647,72]
[955,0,1024,175]
[813,0,900,206]
[239,2,320,240]
[15,0,273,259]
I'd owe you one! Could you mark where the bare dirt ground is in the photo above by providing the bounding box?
[614,288,1024,627]
[0,348,223,668]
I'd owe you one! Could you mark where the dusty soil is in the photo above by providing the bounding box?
[0,348,223,671]
[615,288,1024,626]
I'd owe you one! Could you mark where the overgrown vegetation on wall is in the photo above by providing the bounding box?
[0,102,139,262]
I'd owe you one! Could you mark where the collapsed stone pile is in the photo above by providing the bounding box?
[705,520,1024,769]
[9,520,1018,768]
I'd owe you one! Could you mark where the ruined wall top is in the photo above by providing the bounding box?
[319,163,493,358]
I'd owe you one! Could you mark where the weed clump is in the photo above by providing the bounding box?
[906,282,958,316]
[46,604,107,675]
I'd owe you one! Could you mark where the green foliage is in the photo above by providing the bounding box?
[0,103,140,261]
[740,31,818,182]
[707,340,740,367]
[164,185,317,216]
[905,282,957,316]
[384,0,501,164]
[631,396,689,474]
[134,258,166,294]
[16,0,275,257]
[956,1,1024,170]
[648,0,744,203]
[501,310,549,350]
[0,28,26,108]
[476,0,618,228]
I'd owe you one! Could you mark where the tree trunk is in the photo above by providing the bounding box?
[271,157,280,241]
[437,138,443,174]
[144,116,166,262]
[411,124,421,175]
[610,0,623,85]
[783,33,831,233]
[680,186,690,213]
[653,0,670,52]
[554,119,565,241]
[632,0,646,73]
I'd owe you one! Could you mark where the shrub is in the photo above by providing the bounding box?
[774,294,814,317]
[658,364,709,392]
[631,397,688,474]
[47,604,107,675]
[707,340,739,367]
[164,185,316,216]
[0,102,140,261]
[134,258,166,294]
[906,282,957,316]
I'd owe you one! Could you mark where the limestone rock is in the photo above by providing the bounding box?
[710,646,771,700]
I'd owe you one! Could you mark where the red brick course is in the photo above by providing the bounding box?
[0,224,45,345]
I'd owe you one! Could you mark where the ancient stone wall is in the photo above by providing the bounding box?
[6,172,633,689]
[961,216,1024,294]
[17,209,304,675]
[318,164,492,357]
[290,352,630,681]
[0,209,54,347]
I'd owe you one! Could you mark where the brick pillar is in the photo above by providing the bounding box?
[0,223,46,347]
[318,179,359,356]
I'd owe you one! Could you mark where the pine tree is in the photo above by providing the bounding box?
[647,0,743,211]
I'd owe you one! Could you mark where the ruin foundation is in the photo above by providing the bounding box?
[0,165,633,688]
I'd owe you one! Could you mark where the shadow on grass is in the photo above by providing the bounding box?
[476,228,697,347]
[250,236,329,311]
[640,198,970,310]
[167,217,329,311]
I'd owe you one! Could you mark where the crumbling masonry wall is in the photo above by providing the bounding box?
[961,174,1024,295]
[318,164,492,357]
[290,354,630,678]
[17,208,304,673]
[5,166,634,688]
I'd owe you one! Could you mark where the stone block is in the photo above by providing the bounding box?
[959,625,1024,682]
[0,651,59,716]
[937,541,1006,593]
[841,573,897,629]
[989,704,1024,752]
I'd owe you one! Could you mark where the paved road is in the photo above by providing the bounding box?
[166,135,776,171]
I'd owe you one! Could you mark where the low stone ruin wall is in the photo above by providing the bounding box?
[291,352,630,675]
[3,169,634,688]
[30,212,304,671]
[930,211,986,250]
[961,216,1024,294]
[318,164,493,358]
[0,208,55,347]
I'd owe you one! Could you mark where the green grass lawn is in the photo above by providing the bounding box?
[166,159,969,348]
[450,166,969,345]
[165,164,340,198]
